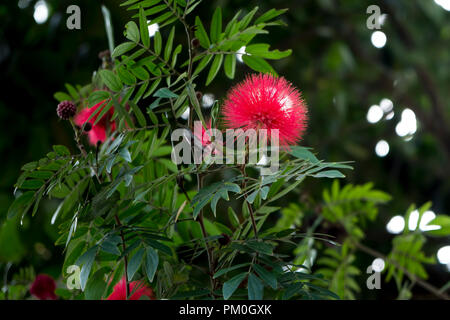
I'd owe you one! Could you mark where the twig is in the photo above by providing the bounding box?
[114,214,130,299]
[240,165,259,239]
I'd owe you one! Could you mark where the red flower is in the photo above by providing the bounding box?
[106,277,155,300]
[74,100,116,145]
[193,120,223,156]
[30,274,58,300]
[222,74,308,147]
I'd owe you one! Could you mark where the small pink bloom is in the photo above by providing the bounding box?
[74,100,116,145]
[30,274,58,300]
[194,120,223,156]
[106,277,155,300]
[222,74,308,147]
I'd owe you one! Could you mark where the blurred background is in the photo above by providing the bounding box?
[0,0,449,299]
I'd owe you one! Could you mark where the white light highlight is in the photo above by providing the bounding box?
[181,108,190,120]
[236,46,246,63]
[395,108,417,137]
[408,209,420,231]
[437,246,450,264]
[386,111,395,120]
[367,105,383,123]
[380,98,394,113]
[33,0,49,24]
[257,155,269,166]
[434,0,450,11]
[371,31,387,48]
[201,93,215,108]
[419,211,441,232]
[372,258,385,272]
[386,215,405,234]
[18,0,31,9]
[375,140,389,157]
[147,20,159,37]
[378,14,387,26]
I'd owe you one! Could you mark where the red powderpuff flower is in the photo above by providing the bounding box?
[222,73,308,147]
[30,274,58,300]
[74,100,116,145]
[106,277,155,300]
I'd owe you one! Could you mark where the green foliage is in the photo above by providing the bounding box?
[322,180,391,239]
[316,243,361,300]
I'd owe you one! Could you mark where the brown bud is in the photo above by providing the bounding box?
[56,101,76,120]
[218,233,231,246]
[98,50,111,60]
[83,122,92,132]
[191,38,200,48]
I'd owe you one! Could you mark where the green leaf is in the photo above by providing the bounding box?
[242,55,275,74]
[210,8,222,43]
[191,181,241,219]
[254,8,288,24]
[154,31,162,55]
[93,100,113,126]
[164,26,175,61]
[253,264,277,289]
[193,55,213,76]
[248,273,264,300]
[101,5,115,54]
[206,54,223,85]
[7,191,34,219]
[213,263,250,279]
[154,87,179,98]
[78,246,98,291]
[139,6,150,48]
[125,21,140,42]
[127,248,145,281]
[195,16,210,48]
[131,66,150,80]
[100,238,120,256]
[54,92,72,102]
[21,162,37,171]
[239,7,259,30]
[283,283,304,300]
[228,207,240,228]
[245,43,292,60]
[427,215,450,236]
[313,170,345,178]
[223,272,247,300]
[118,66,137,85]
[224,54,236,79]
[99,70,123,92]
[144,247,159,282]
[143,239,172,256]
[88,90,110,106]
[53,145,70,156]
[112,42,136,58]
[65,84,79,100]
[289,146,319,163]
[20,179,44,190]
[85,267,109,300]
[245,240,273,255]
[128,101,147,127]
